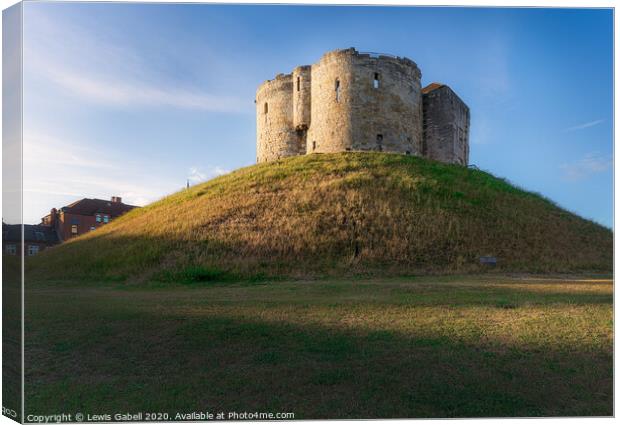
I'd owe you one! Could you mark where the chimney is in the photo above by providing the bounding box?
[48,208,57,227]
[111,196,122,203]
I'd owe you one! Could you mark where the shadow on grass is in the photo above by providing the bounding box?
[24,290,612,419]
[3,257,22,422]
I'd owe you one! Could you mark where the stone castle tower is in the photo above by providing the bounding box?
[256,48,469,165]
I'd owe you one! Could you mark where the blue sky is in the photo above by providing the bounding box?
[22,4,613,227]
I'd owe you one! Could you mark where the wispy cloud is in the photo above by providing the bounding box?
[42,66,247,112]
[188,166,229,184]
[23,133,167,202]
[24,133,231,211]
[560,152,612,181]
[23,131,182,222]
[24,12,249,113]
[565,119,605,132]
[21,13,244,223]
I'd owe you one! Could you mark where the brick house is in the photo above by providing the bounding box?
[40,196,137,241]
[2,223,59,256]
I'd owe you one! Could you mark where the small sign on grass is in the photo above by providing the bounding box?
[479,256,497,266]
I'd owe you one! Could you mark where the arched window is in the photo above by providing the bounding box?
[373,73,380,89]
[335,79,341,102]
[264,102,268,114]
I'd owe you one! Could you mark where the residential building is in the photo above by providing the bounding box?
[2,223,60,256]
[40,196,137,241]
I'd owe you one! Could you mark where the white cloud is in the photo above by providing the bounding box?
[565,119,605,132]
[188,166,229,184]
[560,152,612,181]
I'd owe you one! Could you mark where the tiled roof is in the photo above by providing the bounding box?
[60,198,137,217]
[421,82,445,95]
[2,223,60,244]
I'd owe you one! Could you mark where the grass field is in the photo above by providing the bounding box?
[24,274,613,418]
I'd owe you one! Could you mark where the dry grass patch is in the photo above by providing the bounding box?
[27,153,612,282]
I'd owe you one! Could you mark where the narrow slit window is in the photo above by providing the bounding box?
[376,134,383,152]
[312,141,316,151]
[335,79,341,102]
[264,102,268,114]
[297,77,300,92]
[373,73,380,89]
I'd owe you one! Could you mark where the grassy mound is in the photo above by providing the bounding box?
[29,153,612,282]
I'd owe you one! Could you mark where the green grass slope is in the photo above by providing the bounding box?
[29,153,612,282]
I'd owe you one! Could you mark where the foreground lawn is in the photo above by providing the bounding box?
[24,275,612,418]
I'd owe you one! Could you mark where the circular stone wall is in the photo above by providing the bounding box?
[305,50,355,154]
[256,74,300,163]
[307,49,423,156]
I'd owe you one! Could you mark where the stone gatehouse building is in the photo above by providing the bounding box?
[255,48,470,165]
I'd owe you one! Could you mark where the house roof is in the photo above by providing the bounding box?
[60,198,137,217]
[421,82,445,95]
[3,223,60,244]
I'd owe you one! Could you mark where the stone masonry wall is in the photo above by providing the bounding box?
[422,86,470,165]
[305,48,422,156]
[293,65,312,130]
[347,52,422,155]
[305,49,355,154]
[256,74,303,163]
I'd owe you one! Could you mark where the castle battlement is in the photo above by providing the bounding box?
[255,48,469,165]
